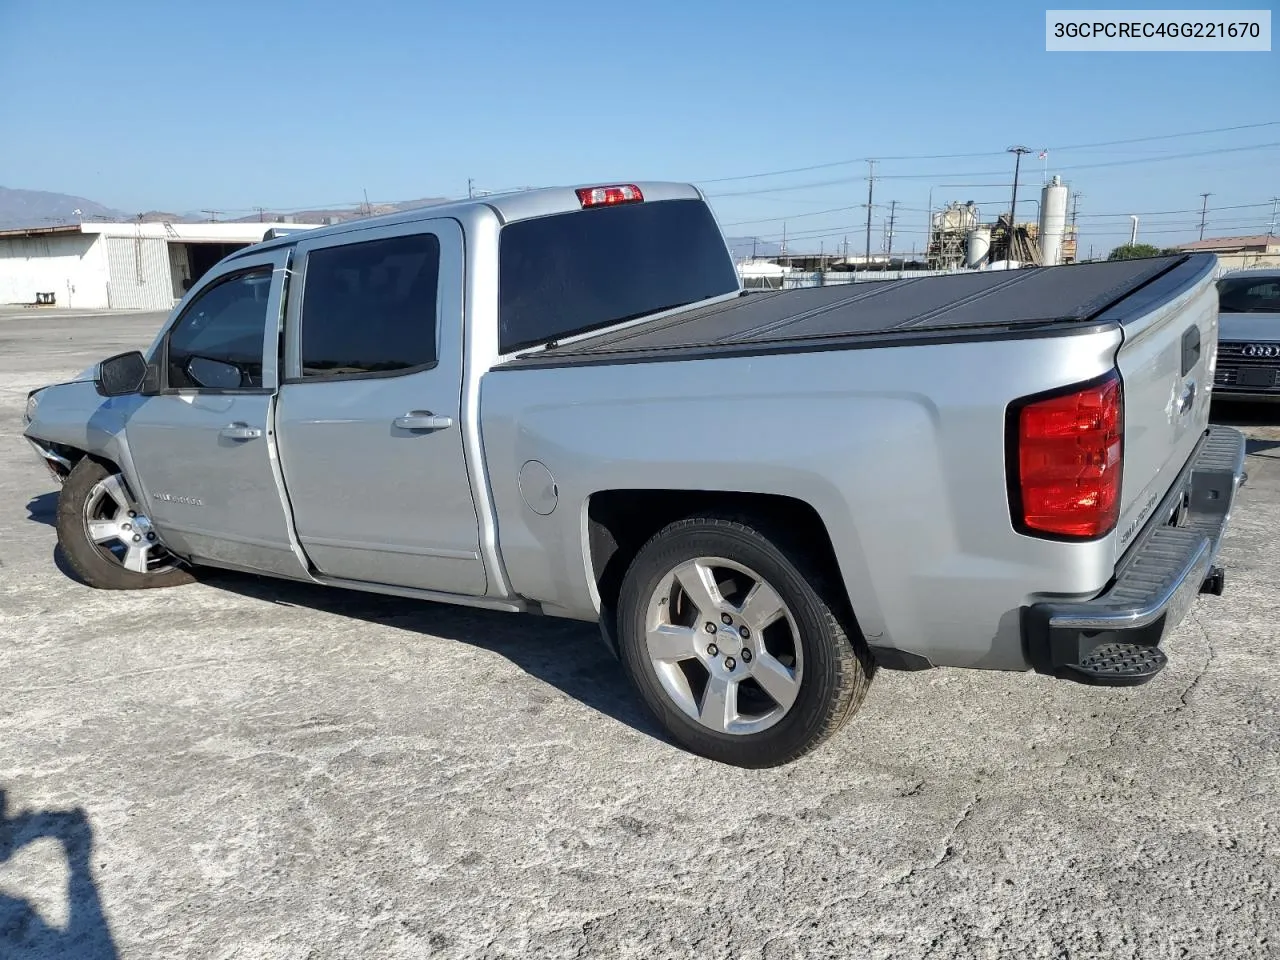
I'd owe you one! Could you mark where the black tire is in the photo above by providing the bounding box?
[616,514,875,768]
[55,458,196,590]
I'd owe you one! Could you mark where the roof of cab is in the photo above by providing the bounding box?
[234,180,704,259]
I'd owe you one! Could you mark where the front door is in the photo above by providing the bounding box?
[274,217,487,596]
[123,248,304,578]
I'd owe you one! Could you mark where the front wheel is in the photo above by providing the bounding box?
[616,515,875,767]
[55,458,195,590]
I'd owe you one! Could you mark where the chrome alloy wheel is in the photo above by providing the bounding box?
[81,473,178,575]
[644,557,803,735]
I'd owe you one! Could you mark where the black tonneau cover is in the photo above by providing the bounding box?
[503,254,1207,369]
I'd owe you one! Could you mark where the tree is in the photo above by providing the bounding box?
[1107,243,1181,260]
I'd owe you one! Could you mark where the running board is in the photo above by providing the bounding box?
[308,574,529,614]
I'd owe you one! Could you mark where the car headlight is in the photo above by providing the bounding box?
[24,390,39,425]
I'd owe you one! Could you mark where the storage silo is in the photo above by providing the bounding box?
[965,227,991,268]
[1038,176,1069,266]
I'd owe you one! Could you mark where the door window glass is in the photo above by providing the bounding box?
[166,268,274,389]
[299,233,440,378]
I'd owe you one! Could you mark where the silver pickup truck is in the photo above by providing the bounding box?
[23,182,1248,767]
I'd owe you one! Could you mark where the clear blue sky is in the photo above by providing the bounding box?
[1,0,1276,254]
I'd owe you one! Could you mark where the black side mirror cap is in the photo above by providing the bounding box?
[95,351,149,397]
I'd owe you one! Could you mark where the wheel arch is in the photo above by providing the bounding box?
[586,489,855,657]
[28,435,143,499]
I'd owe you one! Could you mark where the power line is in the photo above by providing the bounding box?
[876,141,1280,180]
[706,140,1280,197]
[720,204,866,227]
[1048,120,1280,152]
[693,120,1280,186]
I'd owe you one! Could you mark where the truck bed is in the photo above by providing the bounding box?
[504,254,1204,368]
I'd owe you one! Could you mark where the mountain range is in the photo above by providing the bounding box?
[0,186,450,230]
[0,186,128,229]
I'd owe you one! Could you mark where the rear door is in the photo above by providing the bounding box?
[123,247,304,577]
[274,217,487,596]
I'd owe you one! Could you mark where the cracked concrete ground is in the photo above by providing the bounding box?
[2,308,1278,959]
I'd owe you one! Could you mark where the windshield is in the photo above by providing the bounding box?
[1217,276,1280,314]
[497,198,739,354]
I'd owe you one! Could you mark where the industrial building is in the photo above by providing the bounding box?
[0,220,320,310]
[926,177,1078,270]
[1176,234,1280,271]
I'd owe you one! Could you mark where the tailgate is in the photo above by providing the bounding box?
[1101,254,1220,559]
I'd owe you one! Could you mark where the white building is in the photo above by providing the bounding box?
[0,220,322,310]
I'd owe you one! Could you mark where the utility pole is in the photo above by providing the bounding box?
[200,210,220,222]
[751,236,758,259]
[253,206,266,223]
[781,221,787,265]
[1269,196,1279,236]
[1006,146,1032,262]
[1069,192,1082,263]
[363,188,372,218]
[926,186,935,264]
[863,159,877,267]
[885,200,897,261]
[842,235,849,260]
[468,178,475,199]
[1198,192,1212,241]
[1129,215,1139,245]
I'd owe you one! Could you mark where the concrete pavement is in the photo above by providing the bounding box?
[2,310,1278,959]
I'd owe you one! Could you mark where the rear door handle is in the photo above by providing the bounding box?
[220,423,262,441]
[393,411,454,432]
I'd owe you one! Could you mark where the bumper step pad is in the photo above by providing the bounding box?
[1060,641,1169,686]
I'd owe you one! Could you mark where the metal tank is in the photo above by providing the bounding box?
[1038,176,1069,267]
[932,200,980,235]
[965,227,991,268]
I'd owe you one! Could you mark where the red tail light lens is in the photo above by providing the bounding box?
[1012,371,1123,539]
[575,184,644,208]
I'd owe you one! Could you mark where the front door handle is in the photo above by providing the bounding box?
[393,411,454,432]
[220,423,262,441]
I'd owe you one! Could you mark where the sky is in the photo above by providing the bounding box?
[0,0,1276,256]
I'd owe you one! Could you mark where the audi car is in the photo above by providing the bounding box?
[1213,266,1280,402]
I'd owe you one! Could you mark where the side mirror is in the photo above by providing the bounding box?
[186,356,244,390]
[95,351,149,397]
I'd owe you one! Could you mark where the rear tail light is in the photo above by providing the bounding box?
[1009,370,1123,539]
[575,184,644,208]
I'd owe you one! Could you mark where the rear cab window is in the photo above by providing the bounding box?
[497,199,739,354]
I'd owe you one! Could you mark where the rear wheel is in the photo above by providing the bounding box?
[55,458,195,590]
[616,515,874,767]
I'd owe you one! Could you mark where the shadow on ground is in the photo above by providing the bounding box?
[24,493,55,528]
[23,488,662,741]
[1211,400,1280,457]
[198,569,668,744]
[1211,398,1280,428]
[0,789,118,960]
